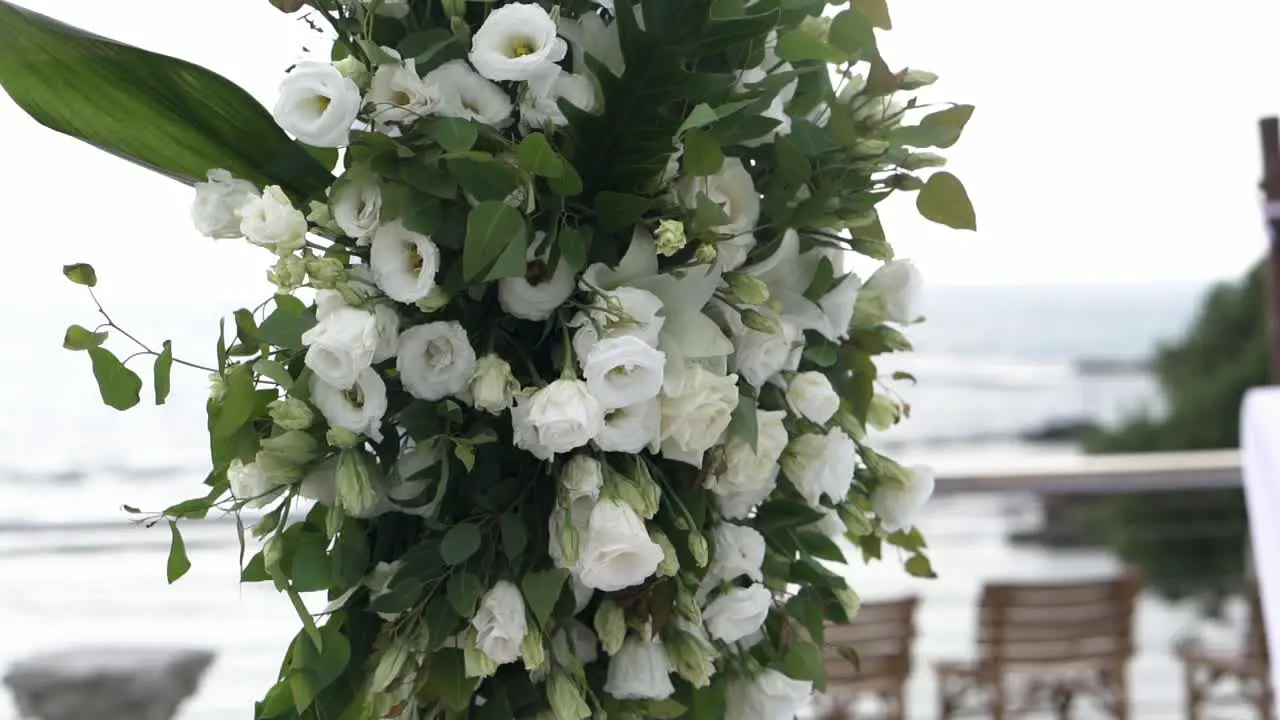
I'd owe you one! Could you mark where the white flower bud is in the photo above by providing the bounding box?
[326,426,361,449]
[268,396,314,431]
[655,219,687,257]
[594,600,627,657]
[336,450,379,515]
[693,243,718,265]
[306,255,346,289]
[332,56,370,87]
[725,273,770,306]
[521,623,547,672]
[463,630,500,679]
[548,669,592,720]
[469,354,520,414]
[268,254,308,292]
[687,532,709,568]
[900,69,939,90]
[651,529,679,577]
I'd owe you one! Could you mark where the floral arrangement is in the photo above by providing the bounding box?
[0,0,975,717]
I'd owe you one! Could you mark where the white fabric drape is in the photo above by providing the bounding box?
[1241,387,1280,692]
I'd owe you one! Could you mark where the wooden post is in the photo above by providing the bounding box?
[1260,117,1280,382]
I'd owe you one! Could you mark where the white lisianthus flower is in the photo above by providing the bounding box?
[310,368,389,441]
[227,458,287,509]
[820,272,863,341]
[577,499,665,591]
[782,428,858,507]
[659,366,739,467]
[786,371,839,424]
[862,260,924,324]
[301,306,379,389]
[526,379,604,454]
[511,394,555,461]
[707,409,788,519]
[557,11,625,78]
[471,580,528,665]
[468,2,568,82]
[330,172,382,241]
[237,186,308,254]
[570,286,666,362]
[595,399,661,454]
[191,169,257,239]
[732,311,802,388]
[604,635,675,700]
[676,158,760,271]
[367,56,446,134]
[469,354,520,414]
[552,620,600,667]
[871,465,936,532]
[499,234,577,321]
[396,321,477,401]
[425,60,514,128]
[709,523,765,585]
[273,62,361,148]
[519,68,599,132]
[726,669,814,720]
[370,220,441,304]
[582,336,666,410]
[704,585,772,644]
[371,304,401,364]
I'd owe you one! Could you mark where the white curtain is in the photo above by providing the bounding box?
[1241,387,1280,690]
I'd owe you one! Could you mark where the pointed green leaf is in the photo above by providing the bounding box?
[440,523,482,565]
[446,571,485,617]
[595,192,654,231]
[429,117,478,153]
[853,0,893,29]
[521,569,570,626]
[0,2,331,195]
[499,513,528,564]
[557,225,591,271]
[918,104,974,149]
[728,392,759,451]
[682,129,724,176]
[905,553,937,578]
[517,133,565,178]
[62,262,97,287]
[775,29,846,63]
[87,346,142,410]
[63,324,107,351]
[464,201,527,282]
[166,520,191,583]
[153,340,173,405]
[829,9,877,56]
[916,171,977,230]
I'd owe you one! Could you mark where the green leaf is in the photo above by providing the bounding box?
[440,523,482,565]
[691,192,730,231]
[829,9,877,56]
[463,201,527,282]
[517,133,565,177]
[918,104,974,149]
[421,650,477,712]
[595,192,654,231]
[678,103,719,134]
[727,392,759,451]
[853,0,892,29]
[446,155,523,202]
[212,365,256,439]
[447,571,485,617]
[499,513,528,564]
[786,588,827,645]
[483,229,531,282]
[166,520,191,583]
[62,262,97,287]
[259,295,317,350]
[402,192,443,236]
[775,29,845,63]
[87,346,142,411]
[153,340,173,405]
[547,161,583,196]
[557,225,591,271]
[429,117,478,153]
[62,324,107,351]
[784,639,828,691]
[905,553,937,578]
[402,161,458,200]
[521,569,570,626]
[916,171,977,230]
[647,699,688,719]
[289,538,331,593]
[0,3,330,195]
[253,359,294,390]
[682,129,724,176]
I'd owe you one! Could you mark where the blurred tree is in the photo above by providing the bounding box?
[1081,262,1268,612]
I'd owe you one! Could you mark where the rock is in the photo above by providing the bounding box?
[3,647,214,720]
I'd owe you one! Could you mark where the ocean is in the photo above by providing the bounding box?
[0,281,1245,718]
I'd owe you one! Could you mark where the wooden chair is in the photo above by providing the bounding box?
[936,574,1140,719]
[816,597,919,720]
[1177,583,1273,718]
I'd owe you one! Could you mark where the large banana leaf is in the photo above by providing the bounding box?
[0,1,332,197]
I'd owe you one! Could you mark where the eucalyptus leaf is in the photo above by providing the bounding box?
[62,262,97,287]
[916,171,977,230]
[62,324,107,351]
[153,340,173,405]
[464,201,527,282]
[440,523,482,565]
[166,520,191,584]
[87,346,142,411]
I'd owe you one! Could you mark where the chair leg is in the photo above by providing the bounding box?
[1183,664,1201,720]
[1111,665,1129,720]
[1052,687,1073,720]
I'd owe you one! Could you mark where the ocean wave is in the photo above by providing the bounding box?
[0,463,204,485]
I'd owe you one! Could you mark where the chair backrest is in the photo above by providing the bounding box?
[977,574,1140,670]
[824,597,919,690]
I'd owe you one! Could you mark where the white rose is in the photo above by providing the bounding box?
[370,220,441,303]
[237,185,308,253]
[526,379,604,454]
[310,368,389,441]
[819,272,862,341]
[704,585,772,644]
[603,635,675,701]
[519,68,598,132]
[782,428,858,507]
[227,458,287,509]
[372,304,401,364]
[424,60,515,128]
[676,157,760,270]
[469,354,520,414]
[471,580,528,665]
[786,372,839,424]
[512,394,555,461]
[577,499,665,591]
[733,311,802,389]
[499,235,577,321]
[469,2,568,82]
[273,62,361,148]
[709,523,765,585]
[331,172,382,240]
[595,399,661,454]
[726,669,813,720]
[707,410,788,519]
[570,286,665,361]
[191,169,257,239]
[302,306,379,389]
[583,336,666,410]
[862,260,923,324]
[871,465,936,532]
[659,366,739,467]
[397,321,477,401]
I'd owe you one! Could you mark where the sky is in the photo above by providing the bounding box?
[2,0,1280,309]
